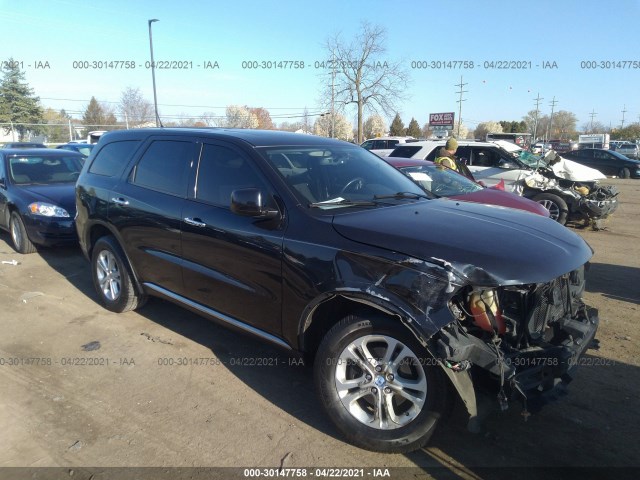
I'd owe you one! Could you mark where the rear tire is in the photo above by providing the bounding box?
[618,168,630,179]
[532,193,569,225]
[10,211,37,254]
[314,315,447,453]
[91,236,146,312]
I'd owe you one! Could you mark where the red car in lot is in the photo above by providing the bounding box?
[385,157,549,217]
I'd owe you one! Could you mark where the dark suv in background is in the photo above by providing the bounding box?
[75,128,599,453]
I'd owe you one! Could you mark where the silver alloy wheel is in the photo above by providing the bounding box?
[538,199,560,220]
[96,250,121,301]
[335,334,427,430]
[10,218,22,249]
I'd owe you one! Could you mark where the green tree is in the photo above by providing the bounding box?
[389,113,405,136]
[82,97,117,135]
[499,120,528,133]
[0,57,44,140]
[406,117,421,138]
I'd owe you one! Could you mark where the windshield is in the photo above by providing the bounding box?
[510,149,544,168]
[258,145,427,209]
[9,155,83,185]
[400,164,483,196]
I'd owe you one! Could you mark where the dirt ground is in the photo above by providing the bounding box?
[0,179,638,480]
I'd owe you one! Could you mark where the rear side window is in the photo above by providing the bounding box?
[392,146,423,158]
[88,140,140,176]
[133,140,192,196]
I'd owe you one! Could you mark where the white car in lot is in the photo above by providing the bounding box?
[389,139,619,226]
[360,136,416,157]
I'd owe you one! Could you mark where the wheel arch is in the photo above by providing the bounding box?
[88,223,146,296]
[298,292,436,363]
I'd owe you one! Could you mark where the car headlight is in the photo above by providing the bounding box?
[28,202,70,217]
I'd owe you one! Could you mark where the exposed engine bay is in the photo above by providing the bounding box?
[434,265,599,419]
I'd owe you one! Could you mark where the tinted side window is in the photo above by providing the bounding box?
[393,146,424,158]
[88,140,140,177]
[361,141,374,150]
[196,144,267,207]
[133,140,192,196]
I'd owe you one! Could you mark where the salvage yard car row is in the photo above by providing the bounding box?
[1,130,604,453]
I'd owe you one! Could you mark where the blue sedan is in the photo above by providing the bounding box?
[0,149,83,253]
[56,143,95,158]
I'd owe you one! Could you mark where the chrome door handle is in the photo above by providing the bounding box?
[111,197,129,206]
[184,217,206,228]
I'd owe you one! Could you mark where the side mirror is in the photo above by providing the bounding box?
[230,188,279,219]
[498,160,517,169]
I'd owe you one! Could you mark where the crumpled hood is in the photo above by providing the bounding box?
[552,157,606,181]
[18,184,77,215]
[332,199,593,286]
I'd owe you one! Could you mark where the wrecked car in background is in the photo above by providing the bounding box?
[473,141,619,228]
[390,139,619,227]
[76,129,600,453]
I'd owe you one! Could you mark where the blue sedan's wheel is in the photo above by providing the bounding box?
[10,212,36,254]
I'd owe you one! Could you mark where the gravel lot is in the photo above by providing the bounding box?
[1,179,638,479]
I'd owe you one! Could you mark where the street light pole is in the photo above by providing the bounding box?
[148,19,161,127]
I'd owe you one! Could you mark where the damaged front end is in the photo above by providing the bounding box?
[522,170,619,225]
[434,264,599,423]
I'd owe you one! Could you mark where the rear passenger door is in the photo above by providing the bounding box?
[109,136,197,295]
[181,142,285,336]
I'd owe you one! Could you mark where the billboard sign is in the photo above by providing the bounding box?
[429,112,455,127]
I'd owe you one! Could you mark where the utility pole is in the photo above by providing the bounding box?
[621,104,627,129]
[330,50,335,139]
[545,96,558,142]
[454,75,467,138]
[148,19,161,127]
[589,109,597,133]
[533,93,543,141]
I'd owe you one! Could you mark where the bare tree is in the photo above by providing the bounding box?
[322,22,409,143]
[119,87,153,127]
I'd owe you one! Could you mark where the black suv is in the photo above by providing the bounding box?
[76,128,599,453]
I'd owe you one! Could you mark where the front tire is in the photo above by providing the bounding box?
[314,315,446,453]
[10,211,37,254]
[618,168,630,179]
[91,236,146,313]
[532,193,569,225]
